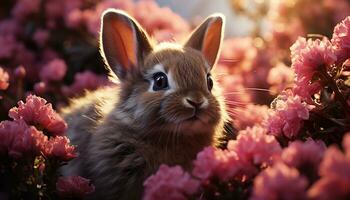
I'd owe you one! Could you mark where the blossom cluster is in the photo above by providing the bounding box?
[0,95,93,199]
[144,14,350,200]
[0,0,350,199]
[0,0,190,119]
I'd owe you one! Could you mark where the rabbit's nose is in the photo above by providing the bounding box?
[185,98,204,109]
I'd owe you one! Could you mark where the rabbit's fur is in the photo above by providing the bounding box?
[61,9,228,200]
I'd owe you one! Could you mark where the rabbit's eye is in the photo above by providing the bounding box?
[153,72,169,91]
[207,74,213,91]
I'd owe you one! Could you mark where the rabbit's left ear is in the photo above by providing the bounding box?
[184,14,225,68]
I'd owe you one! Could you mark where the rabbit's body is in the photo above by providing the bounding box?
[62,9,227,200]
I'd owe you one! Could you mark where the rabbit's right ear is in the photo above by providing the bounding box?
[100,9,153,80]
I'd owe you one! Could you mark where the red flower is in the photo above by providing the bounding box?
[0,119,47,159]
[9,95,67,136]
[56,176,95,199]
[0,67,9,90]
[44,136,76,161]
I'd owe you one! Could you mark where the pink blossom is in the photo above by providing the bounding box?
[342,133,350,157]
[192,146,241,182]
[44,136,76,161]
[267,63,294,95]
[308,145,350,199]
[11,0,40,21]
[332,16,350,63]
[44,0,64,21]
[219,38,257,73]
[134,0,190,42]
[251,163,308,200]
[144,165,200,200]
[56,176,95,198]
[40,59,67,82]
[9,95,67,136]
[290,37,336,100]
[266,92,314,139]
[66,9,84,28]
[82,0,134,36]
[62,71,110,97]
[33,29,49,48]
[0,120,47,159]
[0,35,18,59]
[34,82,48,95]
[218,73,252,115]
[233,104,269,130]
[0,67,9,90]
[0,19,21,36]
[228,126,281,177]
[280,139,326,172]
[14,65,26,79]
[324,0,350,23]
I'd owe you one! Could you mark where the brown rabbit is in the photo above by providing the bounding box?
[61,9,228,200]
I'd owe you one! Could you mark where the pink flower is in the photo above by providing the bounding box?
[280,139,326,174]
[0,35,18,59]
[33,29,49,48]
[82,0,134,36]
[228,126,281,177]
[233,104,269,130]
[56,176,95,198]
[251,163,308,200]
[0,120,47,159]
[0,67,9,90]
[290,37,337,100]
[9,95,67,136]
[65,9,84,28]
[332,16,350,62]
[40,59,67,82]
[308,144,350,199]
[267,63,294,95]
[342,133,350,157]
[34,82,48,95]
[266,92,314,139]
[134,0,190,42]
[192,146,241,182]
[0,19,21,36]
[144,165,200,200]
[44,136,76,161]
[11,0,40,21]
[62,70,110,97]
[14,65,26,79]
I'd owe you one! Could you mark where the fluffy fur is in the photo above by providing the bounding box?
[61,9,228,200]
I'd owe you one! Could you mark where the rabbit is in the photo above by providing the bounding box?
[61,8,229,200]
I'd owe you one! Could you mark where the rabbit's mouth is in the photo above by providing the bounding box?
[183,113,210,124]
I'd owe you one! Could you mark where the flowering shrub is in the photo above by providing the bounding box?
[144,14,350,200]
[0,95,94,199]
[0,0,349,199]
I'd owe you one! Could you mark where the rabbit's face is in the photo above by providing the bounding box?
[125,46,223,133]
[143,48,221,131]
[100,9,226,135]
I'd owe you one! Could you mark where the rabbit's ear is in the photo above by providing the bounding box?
[100,9,153,80]
[184,14,225,68]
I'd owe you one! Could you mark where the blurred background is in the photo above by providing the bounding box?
[0,0,349,126]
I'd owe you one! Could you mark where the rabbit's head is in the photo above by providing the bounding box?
[100,9,228,139]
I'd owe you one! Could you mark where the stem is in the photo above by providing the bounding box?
[319,68,350,116]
